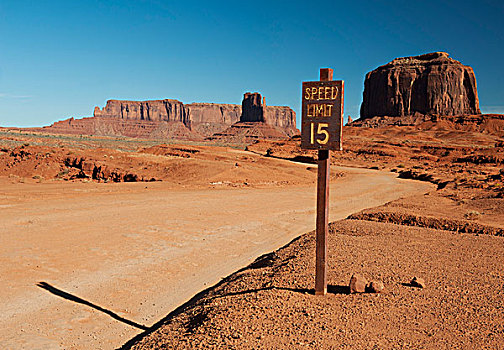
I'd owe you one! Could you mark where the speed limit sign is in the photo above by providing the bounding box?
[301,79,344,151]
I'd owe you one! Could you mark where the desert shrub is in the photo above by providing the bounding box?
[464,210,481,220]
[57,169,70,178]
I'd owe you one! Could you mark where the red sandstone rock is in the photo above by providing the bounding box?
[366,280,385,293]
[93,96,297,138]
[263,106,297,133]
[410,276,426,288]
[240,92,297,135]
[42,118,203,140]
[360,52,480,119]
[94,99,243,137]
[94,99,187,122]
[349,274,368,293]
[241,93,264,123]
[39,94,297,142]
[348,113,504,137]
[185,103,241,136]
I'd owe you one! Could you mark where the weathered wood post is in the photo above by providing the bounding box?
[300,68,344,296]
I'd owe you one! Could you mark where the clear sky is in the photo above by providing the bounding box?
[0,0,503,127]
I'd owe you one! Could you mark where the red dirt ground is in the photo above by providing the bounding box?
[123,121,504,349]
[1,120,503,349]
[0,130,322,188]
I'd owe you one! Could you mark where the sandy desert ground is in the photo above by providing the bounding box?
[0,166,429,349]
[0,126,503,349]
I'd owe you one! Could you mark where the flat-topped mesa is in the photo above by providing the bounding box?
[93,99,241,137]
[360,52,481,119]
[94,99,188,123]
[93,94,297,138]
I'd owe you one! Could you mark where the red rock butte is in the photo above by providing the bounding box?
[41,93,298,142]
[360,52,481,119]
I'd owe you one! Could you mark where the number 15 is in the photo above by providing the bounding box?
[310,123,329,145]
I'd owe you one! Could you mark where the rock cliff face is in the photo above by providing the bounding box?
[348,113,504,137]
[93,99,188,122]
[240,92,297,132]
[42,93,298,141]
[43,117,202,140]
[93,99,242,133]
[360,52,481,119]
[185,103,241,136]
[205,93,298,143]
[92,99,242,138]
[241,93,264,122]
[263,106,297,131]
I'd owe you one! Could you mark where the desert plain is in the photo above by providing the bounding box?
[0,115,503,350]
[1,0,503,345]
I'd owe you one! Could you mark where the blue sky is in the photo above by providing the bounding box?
[0,0,503,127]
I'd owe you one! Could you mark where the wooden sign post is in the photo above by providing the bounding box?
[300,68,344,296]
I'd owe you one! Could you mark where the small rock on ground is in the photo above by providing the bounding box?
[366,280,385,293]
[410,276,426,288]
[349,274,368,293]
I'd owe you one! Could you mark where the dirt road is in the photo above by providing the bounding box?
[0,166,432,349]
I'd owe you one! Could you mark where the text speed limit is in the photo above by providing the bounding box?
[301,80,344,151]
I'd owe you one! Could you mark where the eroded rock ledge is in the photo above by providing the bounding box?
[360,52,481,119]
[90,93,297,139]
[41,93,297,141]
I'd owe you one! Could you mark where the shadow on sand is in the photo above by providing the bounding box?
[37,281,148,331]
[117,235,351,349]
[117,281,350,349]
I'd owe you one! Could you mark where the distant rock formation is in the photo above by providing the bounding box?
[43,117,201,140]
[348,113,504,137]
[241,93,264,122]
[40,93,298,142]
[93,99,241,137]
[93,99,188,122]
[185,103,241,136]
[204,92,298,143]
[360,52,481,119]
[240,92,297,131]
